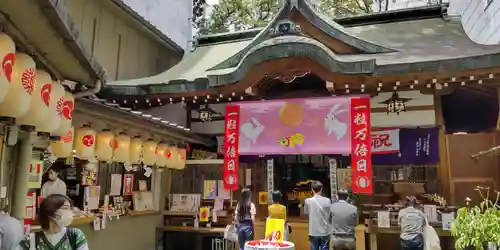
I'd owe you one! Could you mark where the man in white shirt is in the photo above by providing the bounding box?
[0,211,24,250]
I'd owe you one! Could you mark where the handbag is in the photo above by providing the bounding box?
[423,217,441,250]
[224,224,238,242]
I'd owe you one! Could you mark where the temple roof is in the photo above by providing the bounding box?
[103,3,500,97]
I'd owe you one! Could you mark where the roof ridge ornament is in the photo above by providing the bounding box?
[269,20,302,37]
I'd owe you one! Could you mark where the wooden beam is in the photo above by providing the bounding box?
[190,105,436,123]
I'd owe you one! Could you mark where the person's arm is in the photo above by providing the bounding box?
[234,204,239,222]
[303,199,309,215]
[251,203,257,222]
[398,209,403,225]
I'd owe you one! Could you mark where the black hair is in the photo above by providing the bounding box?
[337,191,349,201]
[38,194,71,230]
[404,196,418,208]
[237,188,252,220]
[311,180,323,193]
[272,190,282,204]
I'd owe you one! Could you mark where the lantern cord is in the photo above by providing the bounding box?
[73,80,102,99]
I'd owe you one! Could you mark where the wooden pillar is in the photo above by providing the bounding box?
[434,95,451,203]
[355,224,366,250]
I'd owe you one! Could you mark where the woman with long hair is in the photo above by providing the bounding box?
[234,188,256,250]
[21,194,88,250]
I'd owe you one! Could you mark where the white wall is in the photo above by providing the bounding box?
[119,0,192,48]
[448,0,500,45]
[189,91,436,134]
[371,0,440,12]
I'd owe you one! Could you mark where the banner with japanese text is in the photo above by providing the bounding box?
[371,128,400,154]
[350,97,372,194]
[223,105,240,190]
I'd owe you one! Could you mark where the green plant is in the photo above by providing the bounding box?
[451,187,500,250]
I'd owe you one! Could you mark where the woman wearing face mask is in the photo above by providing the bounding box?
[21,194,88,250]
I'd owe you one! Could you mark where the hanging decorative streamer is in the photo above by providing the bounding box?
[329,158,338,202]
[267,159,274,203]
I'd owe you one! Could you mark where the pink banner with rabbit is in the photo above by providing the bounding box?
[235,96,361,155]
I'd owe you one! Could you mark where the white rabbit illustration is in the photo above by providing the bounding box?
[324,104,347,140]
[241,117,265,143]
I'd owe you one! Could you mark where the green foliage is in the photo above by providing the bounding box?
[199,0,281,34]
[451,187,500,250]
[316,0,373,17]
[196,0,374,35]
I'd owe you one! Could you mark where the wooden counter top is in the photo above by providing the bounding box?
[368,225,452,237]
[160,226,226,234]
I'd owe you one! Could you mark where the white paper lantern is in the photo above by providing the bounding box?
[129,136,143,165]
[155,143,169,168]
[164,146,175,168]
[0,53,36,119]
[52,91,74,136]
[169,148,179,169]
[36,82,64,133]
[51,127,74,158]
[17,70,54,128]
[114,133,130,163]
[0,33,15,106]
[177,148,187,170]
[142,140,157,166]
[74,125,96,160]
[96,129,115,162]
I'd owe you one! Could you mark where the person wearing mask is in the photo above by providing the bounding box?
[268,190,290,240]
[398,196,425,250]
[234,188,256,250]
[304,181,331,250]
[21,194,88,250]
[330,191,357,250]
[0,211,24,250]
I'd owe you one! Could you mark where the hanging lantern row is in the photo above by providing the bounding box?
[50,126,186,170]
[102,100,191,132]
[337,74,496,94]
[111,92,247,106]
[0,33,74,135]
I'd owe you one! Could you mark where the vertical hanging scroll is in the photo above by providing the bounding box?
[267,159,274,203]
[329,158,338,201]
[350,97,373,194]
[223,105,240,190]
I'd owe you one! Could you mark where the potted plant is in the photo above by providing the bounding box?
[451,187,500,250]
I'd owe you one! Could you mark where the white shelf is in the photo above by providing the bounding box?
[185,159,223,165]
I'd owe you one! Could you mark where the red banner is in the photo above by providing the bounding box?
[350,97,372,194]
[223,105,240,190]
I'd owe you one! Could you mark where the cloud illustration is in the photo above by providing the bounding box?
[242,101,285,113]
[304,99,345,109]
